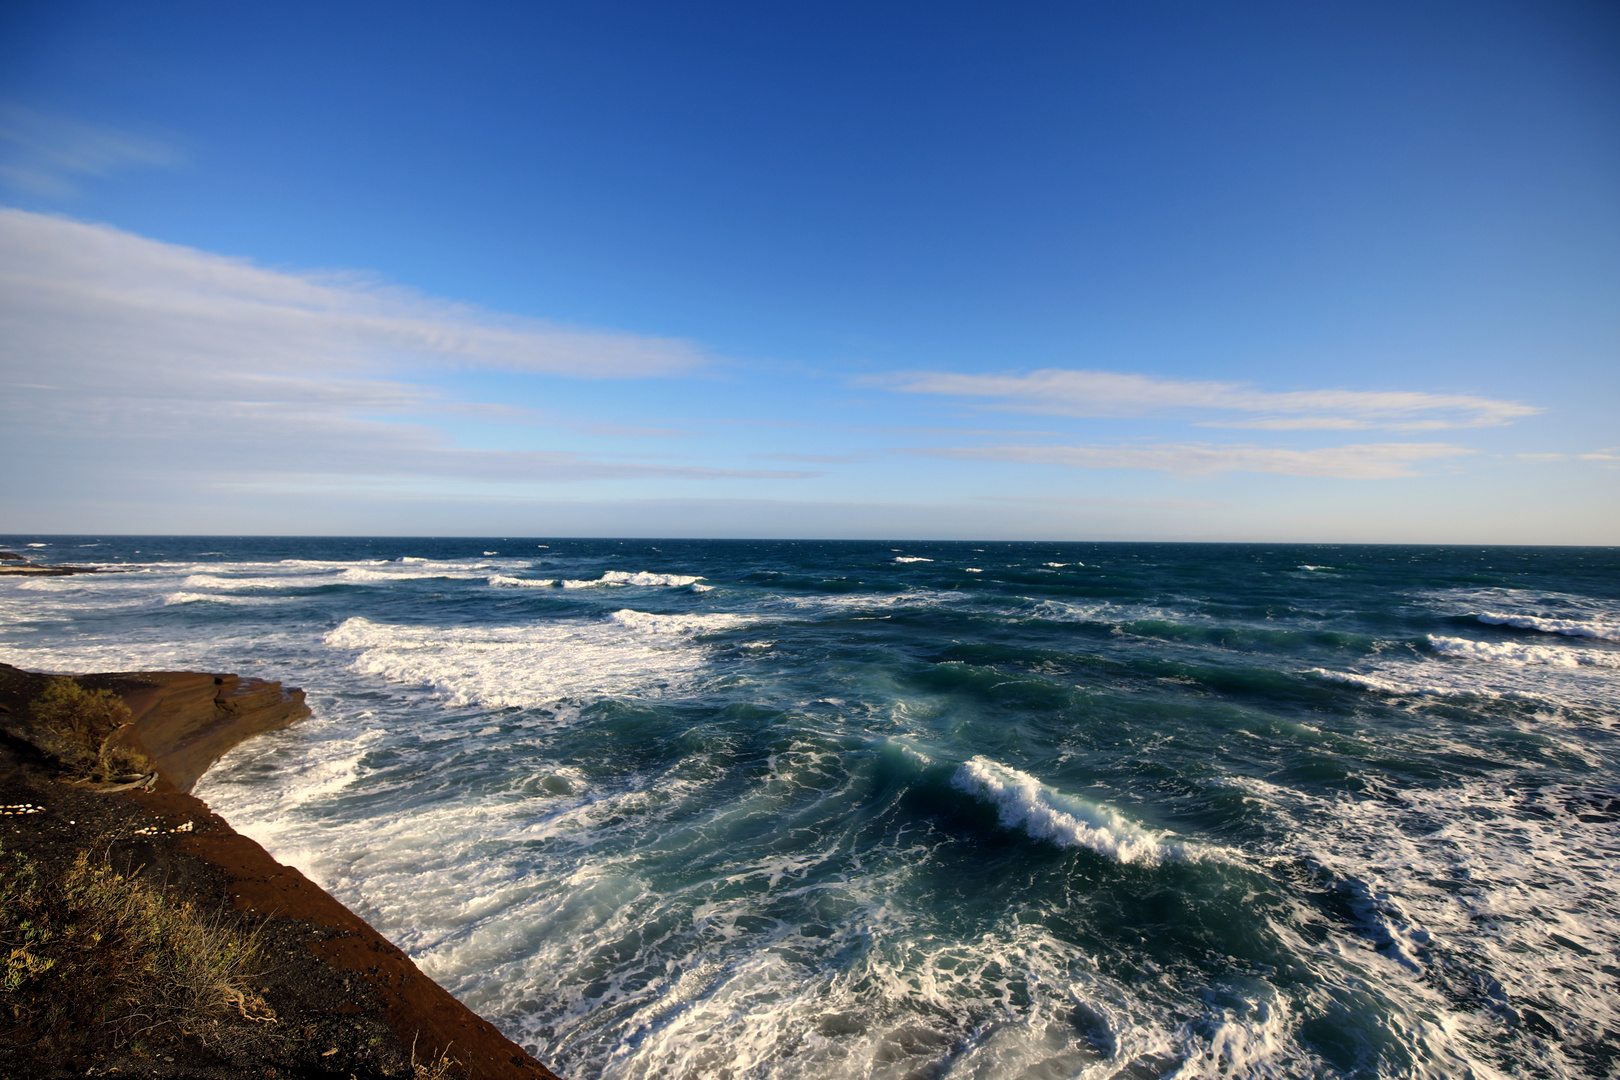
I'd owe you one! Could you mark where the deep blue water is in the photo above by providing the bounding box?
[3,537,1618,1079]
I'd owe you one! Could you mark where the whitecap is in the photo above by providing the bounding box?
[1429,635,1620,668]
[339,566,482,583]
[893,556,933,563]
[952,756,1195,865]
[322,614,736,709]
[602,570,702,586]
[1477,612,1620,642]
[1306,667,1492,698]
[161,591,283,607]
[488,574,558,589]
[563,570,703,588]
[607,609,755,635]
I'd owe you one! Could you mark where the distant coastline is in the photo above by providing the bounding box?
[0,549,107,576]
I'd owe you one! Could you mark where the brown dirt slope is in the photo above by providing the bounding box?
[0,662,561,1080]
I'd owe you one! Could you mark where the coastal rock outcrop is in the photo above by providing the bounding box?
[104,669,313,793]
[1,664,313,793]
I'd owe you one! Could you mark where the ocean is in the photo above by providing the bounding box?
[2,536,1617,1079]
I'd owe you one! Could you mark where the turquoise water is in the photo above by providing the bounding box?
[3,537,1618,1078]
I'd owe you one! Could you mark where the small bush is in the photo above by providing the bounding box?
[0,843,273,1061]
[28,677,154,782]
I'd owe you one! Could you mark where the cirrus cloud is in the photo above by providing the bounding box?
[0,209,792,496]
[902,441,1472,479]
[0,208,707,385]
[0,104,183,198]
[873,368,1538,430]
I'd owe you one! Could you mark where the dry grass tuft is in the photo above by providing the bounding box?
[412,1033,464,1079]
[28,676,155,783]
[0,842,273,1062]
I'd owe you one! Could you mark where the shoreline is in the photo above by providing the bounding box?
[0,662,559,1080]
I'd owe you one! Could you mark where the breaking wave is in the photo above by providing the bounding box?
[952,756,1198,865]
[1477,612,1620,642]
[1429,635,1620,668]
[488,574,558,588]
[561,570,704,588]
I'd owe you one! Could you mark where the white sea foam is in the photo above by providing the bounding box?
[488,574,558,588]
[179,573,337,590]
[963,568,983,573]
[338,566,484,583]
[893,556,933,563]
[394,557,491,571]
[1477,612,1620,641]
[773,589,970,618]
[161,591,284,607]
[1297,564,1330,571]
[1418,587,1620,645]
[603,570,702,586]
[1255,774,1620,1072]
[562,570,703,588]
[322,613,732,709]
[606,609,755,635]
[178,566,484,590]
[1307,667,1495,698]
[952,757,1194,865]
[1429,635,1620,668]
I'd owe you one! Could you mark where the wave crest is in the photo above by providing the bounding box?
[1477,612,1620,642]
[607,609,754,635]
[952,757,1194,865]
[488,574,558,588]
[1429,635,1620,668]
[563,570,704,588]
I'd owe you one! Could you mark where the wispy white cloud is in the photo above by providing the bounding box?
[903,441,1472,479]
[0,104,183,197]
[437,402,690,438]
[873,368,1538,430]
[0,209,706,382]
[976,495,1219,509]
[751,452,874,464]
[0,209,778,491]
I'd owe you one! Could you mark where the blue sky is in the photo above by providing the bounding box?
[2,0,1616,540]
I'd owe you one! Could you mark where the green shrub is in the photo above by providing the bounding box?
[0,843,273,1060]
[28,677,154,782]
